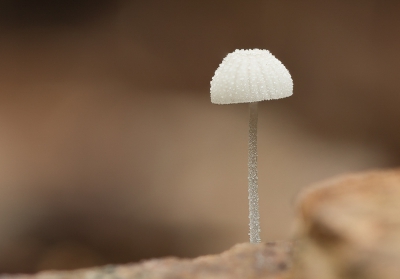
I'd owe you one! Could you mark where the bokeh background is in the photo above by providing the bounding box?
[0,0,399,273]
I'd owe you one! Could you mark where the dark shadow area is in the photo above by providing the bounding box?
[0,209,223,273]
[0,0,118,28]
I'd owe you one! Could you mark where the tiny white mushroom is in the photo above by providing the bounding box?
[210,49,293,243]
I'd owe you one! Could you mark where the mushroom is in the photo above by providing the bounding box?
[210,49,293,243]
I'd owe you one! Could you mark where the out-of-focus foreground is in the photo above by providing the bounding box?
[0,0,399,273]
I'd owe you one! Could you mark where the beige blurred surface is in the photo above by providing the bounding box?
[0,0,398,273]
[293,168,400,279]
[0,242,293,279]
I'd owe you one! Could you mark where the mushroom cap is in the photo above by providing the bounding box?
[210,49,293,104]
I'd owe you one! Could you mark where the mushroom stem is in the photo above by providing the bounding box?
[248,101,261,243]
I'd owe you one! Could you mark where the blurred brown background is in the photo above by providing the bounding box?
[0,0,399,274]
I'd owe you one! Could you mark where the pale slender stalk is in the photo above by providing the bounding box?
[248,102,261,243]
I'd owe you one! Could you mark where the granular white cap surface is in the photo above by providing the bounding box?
[210,49,293,104]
